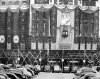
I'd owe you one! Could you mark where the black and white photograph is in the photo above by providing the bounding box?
[0,0,100,79]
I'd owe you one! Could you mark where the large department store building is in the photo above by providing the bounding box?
[0,0,100,65]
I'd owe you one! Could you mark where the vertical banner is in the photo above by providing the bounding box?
[50,6,57,43]
[19,5,29,50]
[74,7,79,44]
[0,6,7,50]
[9,5,19,50]
[7,10,13,50]
[94,10,99,44]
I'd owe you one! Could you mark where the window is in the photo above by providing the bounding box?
[2,2,5,5]
[82,0,97,6]
[35,0,49,4]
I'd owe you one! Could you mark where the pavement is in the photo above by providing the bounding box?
[32,72,75,79]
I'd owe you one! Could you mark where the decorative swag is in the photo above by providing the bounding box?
[0,5,29,50]
[74,6,99,44]
[31,4,99,13]
[31,4,99,44]
[0,5,99,50]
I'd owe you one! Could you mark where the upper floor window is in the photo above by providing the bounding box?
[82,0,98,6]
[35,0,49,4]
[15,1,19,5]
[59,0,72,5]
[2,2,5,5]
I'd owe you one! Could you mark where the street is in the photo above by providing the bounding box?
[32,72,75,79]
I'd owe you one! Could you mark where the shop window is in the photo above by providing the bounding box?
[15,1,19,5]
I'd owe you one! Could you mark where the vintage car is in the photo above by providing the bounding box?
[74,72,100,79]
[63,65,70,73]
[74,67,100,79]
[53,64,62,72]
[44,64,50,72]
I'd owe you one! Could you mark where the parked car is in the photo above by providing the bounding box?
[63,65,70,73]
[74,67,100,79]
[44,64,50,72]
[53,64,61,72]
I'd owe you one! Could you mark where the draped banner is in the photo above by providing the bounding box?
[9,5,19,50]
[74,6,99,45]
[50,6,57,43]
[6,5,29,50]
[19,6,29,50]
[0,6,7,50]
[74,7,80,44]
[31,5,57,50]
[7,10,13,50]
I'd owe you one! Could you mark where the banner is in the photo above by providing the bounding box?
[19,7,29,50]
[50,6,57,43]
[0,35,5,43]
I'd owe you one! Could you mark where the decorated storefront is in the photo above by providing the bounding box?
[0,4,99,65]
[0,5,29,64]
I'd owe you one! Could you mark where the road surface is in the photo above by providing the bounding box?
[32,72,75,79]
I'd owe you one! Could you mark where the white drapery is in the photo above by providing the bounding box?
[0,5,29,12]
[31,4,99,13]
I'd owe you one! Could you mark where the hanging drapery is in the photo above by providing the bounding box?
[31,4,99,47]
[0,6,8,12]
[9,5,19,50]
[50,6,57,43]
[93,10,99,44]
[74,6,99,45]
[56,5,76,13]
[31,5,56,44]
[32,4,53,12]
[78,6,99,14]
[74,7,80,44]
[19,5,29,50]
[7,9,13,50]
[0,6,8,50]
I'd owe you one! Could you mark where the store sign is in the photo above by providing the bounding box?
[13,35,19,43]
[59,43,71,50]
[0,35,5,43]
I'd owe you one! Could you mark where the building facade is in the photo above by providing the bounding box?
[0,0,100,65]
